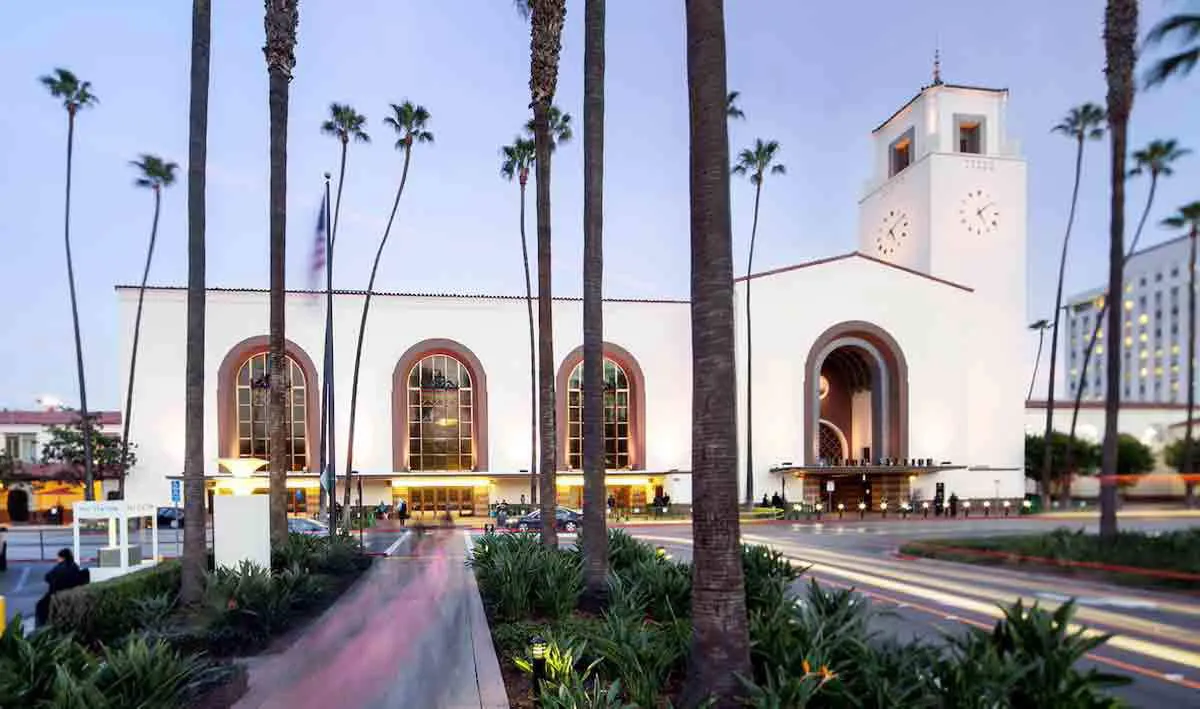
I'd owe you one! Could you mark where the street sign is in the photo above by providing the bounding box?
[170,480,181,503]
[825,480,835,493]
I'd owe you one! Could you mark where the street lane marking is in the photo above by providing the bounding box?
[384,530,413,557]
[1036,592,1159,611]
[15,566,30,592]
[637,532,1200,682]
[745,535,1200,649]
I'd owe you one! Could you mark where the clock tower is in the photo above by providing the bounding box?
[857,76,1028,470]
[858,79,1027,306]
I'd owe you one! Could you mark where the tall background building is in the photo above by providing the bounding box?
[1064,235,1196,404]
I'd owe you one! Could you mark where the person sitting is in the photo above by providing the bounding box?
[35,548,87,627]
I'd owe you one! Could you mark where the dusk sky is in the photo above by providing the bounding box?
[2,1,1198,410]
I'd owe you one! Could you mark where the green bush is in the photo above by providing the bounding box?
[606,529,659,574]
[273,532,371,576]
[0,617,214,709]
[742,543,805,614]
[471,533,582,621]
[203,561,328,654]
[49,561,182,646]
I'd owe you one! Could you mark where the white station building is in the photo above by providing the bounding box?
[118,79,1028,518]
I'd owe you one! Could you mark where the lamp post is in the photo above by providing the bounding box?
[922,500,930,519]
[880,500,888,518]
[901,502,910,519]
[983,500,992,517]
[857,501,866,520]
[837,502,845,519]
[1003,499,1011,517]
[963,500,972,518]
[530,635,547,701]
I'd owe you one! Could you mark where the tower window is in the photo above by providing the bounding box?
[955,115,986,155]
[889,128,914,177]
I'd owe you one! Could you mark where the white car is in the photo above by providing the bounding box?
[287,517,330,536]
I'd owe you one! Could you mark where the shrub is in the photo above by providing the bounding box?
[471,533,581,621]
[273,532,370,576]
[203,561,327,654]
[589,600,689,707]
[630,558,692,622]
[742,544,805,614]
[0,617,214,709]
[49,561,182,646]
[606,529,658,574]
[533,550,584,619]
[541,676,631,709]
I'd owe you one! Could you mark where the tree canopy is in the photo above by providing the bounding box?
[40,413,136,480]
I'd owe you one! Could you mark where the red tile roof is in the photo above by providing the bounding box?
[0,410,121,426]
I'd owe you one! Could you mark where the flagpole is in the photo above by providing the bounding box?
[317,174,331,524]
[322,173,338,536]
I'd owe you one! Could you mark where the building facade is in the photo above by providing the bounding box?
[1064,235,1196,404]
[118,80,1030,517]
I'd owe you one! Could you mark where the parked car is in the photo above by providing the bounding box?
[508,506,583,533]
[157,507,184,529]
[288,517,330,536]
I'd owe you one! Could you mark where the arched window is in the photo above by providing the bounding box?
[407,353,474,471]
[235,353,308,471]
[566,358,630,470]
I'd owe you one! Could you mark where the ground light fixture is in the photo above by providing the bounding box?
[857,501,866,519]
[879,501,888,518]
[530,635,547,700]
[963,500,972,518]
[1003,499,1012,517]
[655,545,668,560]
[1022,499,1032,510]
[922,500,930,519]
[901,502,911,519]
[984,500,992,517]
[837,502,845,519]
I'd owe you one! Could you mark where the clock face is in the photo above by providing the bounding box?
[874,208,910,257]
[959,189,1001,235]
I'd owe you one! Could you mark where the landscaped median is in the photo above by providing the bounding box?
[469,529,1130,707]
[898,528,1200,590]
[0,533,372,708]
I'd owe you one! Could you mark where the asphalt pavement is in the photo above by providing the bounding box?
[633,515,1200,707]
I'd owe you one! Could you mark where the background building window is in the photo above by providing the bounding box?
[889,128,914,177]
[236,353,307,471]
[957,119,982,153]
[407,354,473,471]
[567,358,630,470]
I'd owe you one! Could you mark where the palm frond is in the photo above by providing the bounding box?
[385,101,434,149]
[1051,103,1106,140]
[524,104,573,150]
[1161,201,1200,231]
[1130,138,1191,179]
[726,90,745,120]
[1144,48,1199,87]
[513,0,531,20]
[40,68,98,110]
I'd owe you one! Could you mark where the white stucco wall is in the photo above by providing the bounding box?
[735,254,1024,501]
[117,287,695,505]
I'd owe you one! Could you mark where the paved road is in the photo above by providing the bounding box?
[632,516,1200,707]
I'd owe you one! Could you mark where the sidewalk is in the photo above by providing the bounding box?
[234,530,506,709]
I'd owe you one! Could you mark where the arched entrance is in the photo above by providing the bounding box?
[6,488,30,522]
[803,321,908,465]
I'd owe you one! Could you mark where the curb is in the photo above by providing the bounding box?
[463,553,509,708]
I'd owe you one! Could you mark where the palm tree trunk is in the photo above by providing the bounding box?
[1040,136,1086,507]
[344,145,412,532]
[331,141,348,246]
[1100,0,1137,539]
[1027,329,1045,402]
[533,100,559,550]
[683,0,752,704]
[580,0,608,609]
[181,0,211,605]
[119,187,162,500]
[1185,224,1197,508]
[1064,174,1158,504]
[62,108,95,501]
[267,67,290,548]
[519,179,537,506]
[744,180,762,507]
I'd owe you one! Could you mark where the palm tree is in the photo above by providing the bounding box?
[1040,102,1106,507]
[1027,319,1050,401]
[1163,202,1200,508]
[524,104,573,149]
[343,101,432,531]
[683,0,752,704]
[318,103,367,523]
[264,0,299,547]
[732,139,785,507]
[521,0,568,550]
[1144,12,1199,88]
[1064,139,1190,499]
[40,68,98,501]
[580,0,609,610]
[120,155,178,500]
[320,103,370,244]
[726,90,744,120]
[182,0,211,606]
[1099,0,1138,539]
[501,137,539,508]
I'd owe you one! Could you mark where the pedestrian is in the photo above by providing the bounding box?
[497,500,509,529]
[771,492,783,509]
[948,492,959,518]
[36,548,85,627]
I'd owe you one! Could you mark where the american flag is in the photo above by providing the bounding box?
[308,198,328,292]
